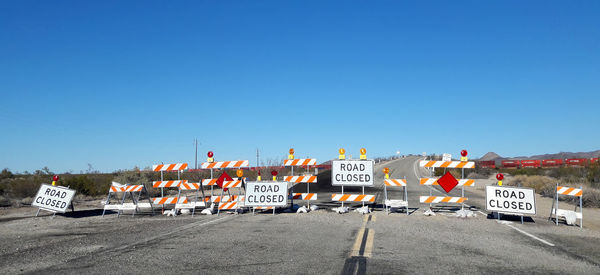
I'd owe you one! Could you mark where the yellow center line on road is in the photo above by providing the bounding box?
[364,229,375,258]
[350,215,375,258]
[350,228,366,257]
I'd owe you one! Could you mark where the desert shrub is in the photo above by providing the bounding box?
[6,177,42,198]
[508,175,556,197]
[466,172,488,179]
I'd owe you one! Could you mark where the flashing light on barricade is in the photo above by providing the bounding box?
[207,151,214,163]
[360,148,367,160]
[383,167,390,179]
[338,148,346,160]
[496,173,504,186]
[236,169,243,178]
[52,175,59,186]
[288,148,295,160]
[257,171,262,181]
[271,170,278,181]
[460,149,468,162]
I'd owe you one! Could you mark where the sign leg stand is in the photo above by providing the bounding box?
[362,186,365,209]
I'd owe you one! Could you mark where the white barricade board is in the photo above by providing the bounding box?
[32,184,76,213]
[332,160,374,186]
[245,182,288,207]
[486,185,536,215]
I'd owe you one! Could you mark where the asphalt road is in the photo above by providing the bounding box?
[1,156,599,274]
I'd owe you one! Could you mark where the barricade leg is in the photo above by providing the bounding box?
[579,186,583,228]
[404,186,408,215]
[118,192,127,218]
[556,183,559,225]
[102,193,112,217]
[384,185,389,215]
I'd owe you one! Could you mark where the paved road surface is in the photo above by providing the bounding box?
[1,156,599,274]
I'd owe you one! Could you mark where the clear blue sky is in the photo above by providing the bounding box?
[1,1,598,173]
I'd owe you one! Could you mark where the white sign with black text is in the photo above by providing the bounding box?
[332,160,374,186]
[486,185,536,215]
[245,182,288,207]
[32,184,76,213]
[442,153,452,162]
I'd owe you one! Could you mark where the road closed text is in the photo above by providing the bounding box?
[485,186,536,215]
[245,182,288,207]
[32,184,76,213]
[332,160,374,186]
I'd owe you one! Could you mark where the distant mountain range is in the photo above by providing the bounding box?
[478,150,600,161]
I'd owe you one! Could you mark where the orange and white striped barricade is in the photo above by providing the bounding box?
[419,160,475,169]
[550,184,583,228]
[152,196,188,205]
[175,182,207,216]
[216,178,245,216]
[207,195,244,203]
[200,160,249,198]
[331,194,375,203]
[419,196,467,204]
[419,160,475,210]
[152,179,187,213]
[283,157,317,209]
[102,182,154,217]
[383,179,408,215]
[151,163,188,212]
[246,181,288,215]
[419,177,475,209]
[283,174,318,208]
[331,158,375,212]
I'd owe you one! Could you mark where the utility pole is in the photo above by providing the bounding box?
[256,148,260,167]
[194,138,198,169]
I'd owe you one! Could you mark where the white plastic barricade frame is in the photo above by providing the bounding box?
[549,184,583,228]
[102,182,154,217]
[383,178,408,215]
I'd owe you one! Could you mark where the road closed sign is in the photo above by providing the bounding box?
[332,160,374,186]
[486,186,536,215]
[245,182,288,207]
[32,184,76,213]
